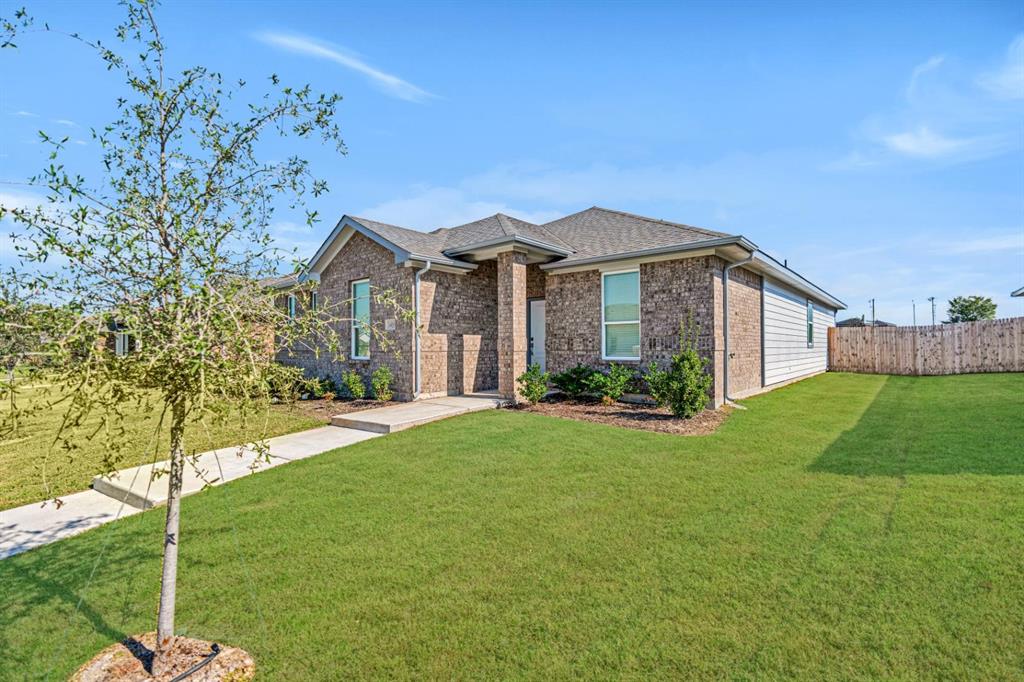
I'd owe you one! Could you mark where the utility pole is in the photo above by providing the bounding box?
[927,296,936,325]
[912,300,916,326]
[869,298,875,326]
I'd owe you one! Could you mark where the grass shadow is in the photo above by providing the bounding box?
[809,374,1024,476]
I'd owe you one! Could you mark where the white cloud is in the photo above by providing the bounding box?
[906,55,944,100]
[0,188,47,212]
[254,32,434,103]
[52,119,78,128]
[977,34,1024,100]
[931,233,1024,255]
[881,126,973,158]
[834,36,1023,169]
[11,110,37,117]
[268,220,327,260]
[882,126,1013,160]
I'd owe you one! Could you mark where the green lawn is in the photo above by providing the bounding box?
[2,373,1022,680]
[0,384,324,510]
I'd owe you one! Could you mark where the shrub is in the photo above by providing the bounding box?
[341,369,366,400]
[644,315,712,418]
[371,366,393,402]
[321,391,336,402]
[319,375,340,396]
[550,363,595,400]
[267,365,304,403]
[586,363,634,405]
[307,377,327,399]
[516,363,550,404]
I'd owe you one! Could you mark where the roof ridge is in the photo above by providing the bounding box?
[588,206,729,238]
[494,213,514,236]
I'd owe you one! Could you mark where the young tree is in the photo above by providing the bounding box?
[0,276,45,435]
[1,2,405,671]
[946,295,997,323]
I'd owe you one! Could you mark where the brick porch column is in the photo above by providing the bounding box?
[497,249,528,401]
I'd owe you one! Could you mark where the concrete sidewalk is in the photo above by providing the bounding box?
[333,392,504,433]
[0,426,379,559]
[1,392,505,560]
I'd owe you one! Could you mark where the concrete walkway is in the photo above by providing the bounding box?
[0,392,504,560]
[333,392,505,433]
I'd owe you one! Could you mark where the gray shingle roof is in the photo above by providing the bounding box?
[540,207,731,264]
[438,213,574,253]
[344,207,732,266]
[348,216,468,267]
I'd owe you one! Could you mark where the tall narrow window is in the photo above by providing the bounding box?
[602,270,640,360]
[114,332,128,357]
[806,300,814,347]
[310,291,319,311]
[351,279,370,359]
[287,294,296,320]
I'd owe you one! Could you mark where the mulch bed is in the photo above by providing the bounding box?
[71,632,254,681]
[515,396,729,436]
[274,398,399,422]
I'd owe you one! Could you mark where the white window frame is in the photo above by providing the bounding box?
[601,268,641,361]
[806,299,814,348]
[114,332,128,357]
[310,291,319,311]
[351,279,370,360]
[287,294,297,320]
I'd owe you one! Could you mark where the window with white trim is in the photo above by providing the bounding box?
[602,270,640,360]
[287,294,297,320]
[806,300,814,347]
[114,332,129,357]
[351,279,370,359]
[310,291,319,311]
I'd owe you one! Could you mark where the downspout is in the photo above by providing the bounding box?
[413,260,432,398]
[722,253,755,406]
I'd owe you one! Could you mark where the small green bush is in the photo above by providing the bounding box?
[586,363,634,404]
[341,369,366,400]
[550,363,595,400]
[516,363,550,404]
[319,375,340,396]
[371,366,393,402]
[267,365,304,403]
[644,315,712,418]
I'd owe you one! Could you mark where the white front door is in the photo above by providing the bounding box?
[528,299,546,372]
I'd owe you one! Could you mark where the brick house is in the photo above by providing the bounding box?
[273,207,845,405]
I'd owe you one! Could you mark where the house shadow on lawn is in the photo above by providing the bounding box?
[809,374,1024,477]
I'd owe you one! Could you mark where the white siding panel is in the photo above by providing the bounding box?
[763,278,835,385]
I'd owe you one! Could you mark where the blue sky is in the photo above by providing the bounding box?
[1,0,1022,323]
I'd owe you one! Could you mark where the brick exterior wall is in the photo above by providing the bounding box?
[418,261,498,396]
[544,255,763,408]
[497,250,529,400]
[276,232,416,400]
[276,236,764,408]
[710,259,763,404]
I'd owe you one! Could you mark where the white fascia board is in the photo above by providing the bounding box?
[307,215,413,275]
[540,236,757,273]
[402,259,477,275]
[444,235,572,259]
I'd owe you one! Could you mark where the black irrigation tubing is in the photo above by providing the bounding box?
[168,643,221,682]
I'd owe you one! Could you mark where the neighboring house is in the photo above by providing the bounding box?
[272,207,845,405]
[837,316,896,328]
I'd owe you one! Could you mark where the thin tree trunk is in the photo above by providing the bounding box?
[154,396,186,673]
[6,366,16,436]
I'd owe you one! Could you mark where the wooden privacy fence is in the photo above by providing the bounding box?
[827,317,1024,375]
